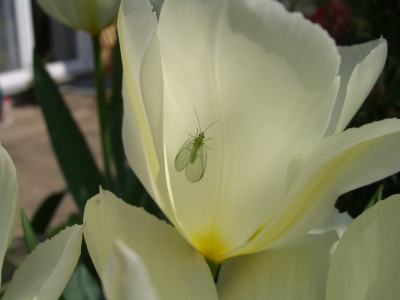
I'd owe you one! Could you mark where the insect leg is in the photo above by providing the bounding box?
[204,143,211,150]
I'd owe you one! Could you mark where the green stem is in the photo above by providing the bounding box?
[91,34,113,191]
[289,0,299,11]
[206,258,220,281]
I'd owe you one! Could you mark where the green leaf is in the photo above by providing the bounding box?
[21,209,38,253]
[31,189,66,234]
[107,38,130,199]
[364,183,384,211]
[142,192,169,223]
[33,49,103,212]
[81,238,102,287]
[124,171,169,223]
[63,263,102,300]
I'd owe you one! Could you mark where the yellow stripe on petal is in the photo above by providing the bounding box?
[259,136,385,245]
[219,126,398,260]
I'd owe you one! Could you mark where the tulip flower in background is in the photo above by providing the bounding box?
[35,0,120,35]
[3,0,400,298]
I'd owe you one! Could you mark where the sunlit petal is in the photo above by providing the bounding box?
[83,189,218,300]
[218,231,338,299]
[3,225,83,300]
[119,0,164,171]
[103,239,159,300]
[119,0,177,222]
[228,119,400,258]
[326,195,400,299]
[325,38,387,136]
[159,0,340,260]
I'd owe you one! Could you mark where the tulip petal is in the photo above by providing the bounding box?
[325,38,387,136]
[103,239,159,300]
[217,231,339,300]
[122,81,162,210]
[119,0,164,171]
[3,225,83,300]
[0,144,19,285]
[122,81,182,230]
[119,0,174,220]
[36,0,119,34]
[326,195,400,299]
[83,189,218,300]
[158,0,340,258]
[310,208,352,237]
[225,119,400,258]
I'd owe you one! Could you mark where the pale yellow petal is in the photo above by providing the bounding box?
[159,0,340,261]
[3,225,83,300]
[225,119,400,259]
[325,38,387,136]
[103,239,159,300]
[218,231,338,300]
[119,0,176,222]
[122,80,181,228]
[0,144,19,285]
[83,190,218,300]
[121,81,163,211]
[119,0,163,177]
[326,195,400,299]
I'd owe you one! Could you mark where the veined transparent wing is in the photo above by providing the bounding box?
[174,138,195,172]
[185,145,207,183]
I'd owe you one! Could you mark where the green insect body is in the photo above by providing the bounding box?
[190,132,204,164]
[174,110,218,183]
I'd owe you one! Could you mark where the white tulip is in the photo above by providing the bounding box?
[120,0,397,264]
[35,0,121,35]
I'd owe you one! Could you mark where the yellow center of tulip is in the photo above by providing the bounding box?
[192,231,232,263]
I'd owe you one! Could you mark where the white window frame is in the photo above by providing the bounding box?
[0,0,93,96]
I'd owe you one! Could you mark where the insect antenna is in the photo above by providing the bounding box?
[203,120,219,133]
[194,108,202,132]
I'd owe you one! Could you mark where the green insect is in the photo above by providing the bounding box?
[174,110,218,183]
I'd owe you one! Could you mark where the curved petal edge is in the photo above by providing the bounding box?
[3,225,83,300]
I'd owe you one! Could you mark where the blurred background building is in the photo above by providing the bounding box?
[0,0,93,96]
[0,0,118,98]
